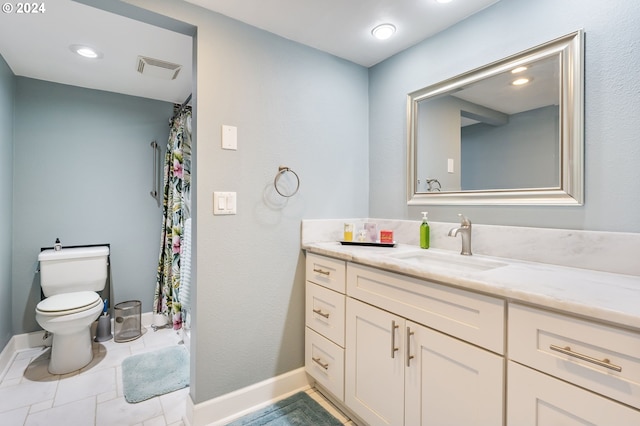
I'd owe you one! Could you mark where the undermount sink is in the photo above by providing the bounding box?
[389,250,507,273]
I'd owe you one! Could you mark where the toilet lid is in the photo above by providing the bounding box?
[36,291,101,313]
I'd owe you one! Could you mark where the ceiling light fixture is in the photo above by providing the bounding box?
[511,66,528,74]
[69,44,103,59]
[435,0,453,4]
[512,77,530,86]
[371,24,396,40]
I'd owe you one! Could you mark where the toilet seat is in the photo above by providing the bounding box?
[36,291,102,316]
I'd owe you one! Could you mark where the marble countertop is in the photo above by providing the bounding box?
[303,242,640,331]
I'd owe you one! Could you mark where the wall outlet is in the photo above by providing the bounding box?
[221,125,237,150]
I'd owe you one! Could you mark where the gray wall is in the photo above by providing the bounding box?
[0,55,14,349]
[12,78,172,333]
[417,97,462,191]
[369,0,640,232]
[462,105,559,190]
[125,0,369,404]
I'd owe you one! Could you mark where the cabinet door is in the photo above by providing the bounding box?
[405,321,504,426]
[345,298,405,426]
[508,361,640,426]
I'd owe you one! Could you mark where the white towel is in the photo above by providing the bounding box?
[180,218,192,311]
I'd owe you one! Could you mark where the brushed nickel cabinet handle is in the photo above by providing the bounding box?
[390,320,399,358]
[313,268,330,276]
[550,344,622,372]
[312,308,330,319]
[406,327,415,367]
[312,356,329,370]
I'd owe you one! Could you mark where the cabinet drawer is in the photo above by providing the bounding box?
[347,263,505,354]
[509,303,640,409]
[306,253,346,293]
[306,282,345,347]
[305,327,345,401]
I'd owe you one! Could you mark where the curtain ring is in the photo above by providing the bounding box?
[274,166,300,197]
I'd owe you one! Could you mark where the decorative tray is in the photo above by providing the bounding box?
[339,241,396,247]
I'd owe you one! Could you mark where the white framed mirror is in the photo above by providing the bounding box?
[407,30,584,205]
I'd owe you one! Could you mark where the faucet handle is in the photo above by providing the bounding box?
[458,213,471,227]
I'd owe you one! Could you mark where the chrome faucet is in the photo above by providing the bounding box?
[448,214,472,255]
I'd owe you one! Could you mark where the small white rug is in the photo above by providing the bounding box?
[122,345,189,403]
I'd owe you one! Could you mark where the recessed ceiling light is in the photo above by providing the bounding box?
[371,24,396,40]
[69,44,103,59]
[512,77,530,86]
[511,66,528,74]
[435,0,453,4]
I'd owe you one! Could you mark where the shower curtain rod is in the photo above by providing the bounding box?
[179,93,192,109]
[171,93,192,121]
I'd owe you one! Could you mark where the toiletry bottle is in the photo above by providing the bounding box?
[344,223,354,241]
[420,212,430,249]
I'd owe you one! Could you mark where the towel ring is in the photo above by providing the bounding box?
[274,166,300,197]
[426,178,441,192]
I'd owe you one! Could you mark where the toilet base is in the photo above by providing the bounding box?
[48,326,94,375]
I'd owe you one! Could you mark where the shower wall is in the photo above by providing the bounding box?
[12,77,173,334]
[0,54,14,349]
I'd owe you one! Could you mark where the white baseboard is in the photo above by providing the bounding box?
[0,329,51,381]
[185,367,312,426]
[0,337,17,381]
[141,311,155,327]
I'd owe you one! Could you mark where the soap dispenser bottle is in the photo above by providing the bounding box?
[420,212,430,249]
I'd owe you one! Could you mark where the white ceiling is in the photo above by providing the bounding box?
[0,0,500,103]
[186,0,500,67]
[0,0,193,104]
[455,55,559,116]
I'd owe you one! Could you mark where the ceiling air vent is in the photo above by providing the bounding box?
[136,56,182,80]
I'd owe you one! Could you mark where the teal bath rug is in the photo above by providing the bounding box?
[226,391,343,426]
[122,345,189,403]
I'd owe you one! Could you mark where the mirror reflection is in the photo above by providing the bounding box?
[408,31,583,205]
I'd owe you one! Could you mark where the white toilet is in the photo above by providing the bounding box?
[36,245,110,374]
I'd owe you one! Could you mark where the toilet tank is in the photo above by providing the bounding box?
[38,246,110,296]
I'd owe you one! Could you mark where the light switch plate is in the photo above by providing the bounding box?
[447,158,455,173]
[222,125,237,150]
[213,192,237,215]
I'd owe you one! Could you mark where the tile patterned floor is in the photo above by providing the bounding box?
[0,326,355,426]
[0,326,188,426]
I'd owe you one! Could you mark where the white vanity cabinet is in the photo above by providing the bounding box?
[345,263,505,426]
[304,245,640,425]
[304,253,347,401]
[507,303,640,425]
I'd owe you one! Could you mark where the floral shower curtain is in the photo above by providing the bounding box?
[153,107,191,329]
